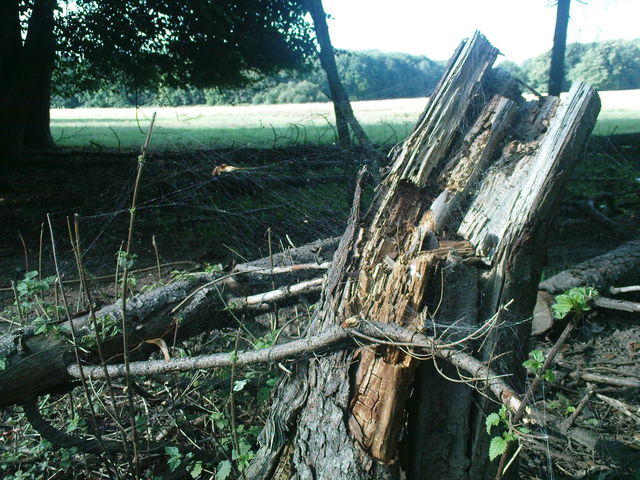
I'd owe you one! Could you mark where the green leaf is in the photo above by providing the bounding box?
[517,426,532,434]
[498,404,508,421]
[552,287,598,319]
[566,406,576,414]
[485,413,500,434]
[190,461,203,478]
[165,446,182,472]
[543,369,556,382]
[489,436,508,461]
[233,379,248,392]
[585,418,599,427]
[529,350,544,363]
[215,460,232,480]
[0,357,5,371]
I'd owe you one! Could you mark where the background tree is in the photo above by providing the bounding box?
[0,0,316,156]
[548,0,571,96]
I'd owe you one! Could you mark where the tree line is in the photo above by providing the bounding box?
[51,50,445,108]
[52,38,640,109]
[501,38,640,93]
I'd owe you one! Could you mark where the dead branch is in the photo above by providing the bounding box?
[540,239,640,294]
[68,319,522,414]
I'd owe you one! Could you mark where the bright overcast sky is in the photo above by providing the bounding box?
[320,0,640,64]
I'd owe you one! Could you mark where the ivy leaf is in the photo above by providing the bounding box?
[489,436,508,461]
[485,412,500,434]
[215,460,232,480]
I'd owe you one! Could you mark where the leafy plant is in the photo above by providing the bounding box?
[523,349,556,382]
[551,286,598,319]
[486,405,517,461]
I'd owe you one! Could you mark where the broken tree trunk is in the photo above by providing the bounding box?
[247,32,599,480]
[0,237,339,408]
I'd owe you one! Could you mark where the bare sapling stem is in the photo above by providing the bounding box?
[120,111,156,477]
[47,214,119,478]
[73,214,130,452]
[495,313,582,480]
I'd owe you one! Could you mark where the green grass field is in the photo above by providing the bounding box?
[50,90,640,151]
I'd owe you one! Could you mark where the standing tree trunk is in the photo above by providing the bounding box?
[0,0,55,158]
[246,32,600,480]
[22,0,56,148]
[306,0,381,182]
[548,0,571,96]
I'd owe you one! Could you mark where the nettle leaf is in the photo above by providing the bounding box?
[215,460,232,480]
[552,287,598,319]
[485,412,500,434]
[543,369,556,382]
[529,350,544,363]
[498,404,508,421]
[489,436,508,461]
[190,461,203,478]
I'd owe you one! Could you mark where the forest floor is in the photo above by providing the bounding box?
[0,139,638,478]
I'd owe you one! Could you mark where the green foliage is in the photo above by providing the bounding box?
[116,250,137,270]
[486,405,517,461]
[523,350,556,382]
[53,0,316,95]
[551,286,598,319]
[52,50,445,108]
[518,39,640,92]
[215,460,232,480]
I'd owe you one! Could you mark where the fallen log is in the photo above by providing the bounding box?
[540,239,640,294]
[0,237,338,408]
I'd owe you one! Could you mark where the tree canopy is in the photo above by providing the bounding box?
[56,0,316,92]
[52,50,445,108]
[511,39,640,93]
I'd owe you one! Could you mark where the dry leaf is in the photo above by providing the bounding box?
[145,338,170,361]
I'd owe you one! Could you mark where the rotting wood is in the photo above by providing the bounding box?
[246,31,600,480]
[540,239,640,294]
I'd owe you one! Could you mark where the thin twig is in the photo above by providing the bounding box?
[120,111,156,477]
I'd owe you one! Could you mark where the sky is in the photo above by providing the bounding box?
[320,0,640,64]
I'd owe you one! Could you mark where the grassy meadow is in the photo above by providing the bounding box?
[50,90,640,151]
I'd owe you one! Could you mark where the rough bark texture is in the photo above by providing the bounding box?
[247,32,600,480]
[0,237,339,408]
[539,239,640,294]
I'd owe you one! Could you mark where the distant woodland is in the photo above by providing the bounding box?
[52,38,640,108]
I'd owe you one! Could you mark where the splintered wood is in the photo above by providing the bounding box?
[250,31,600,480]
[340,32,599,463]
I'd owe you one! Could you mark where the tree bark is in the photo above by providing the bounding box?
[22,0,56,148]
[539,239,640,294]
[306,0,381,181]
[0,0,55,158]
[247,32,600,480]
[548,0,571,96]
[0,237,339,408]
